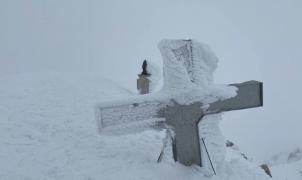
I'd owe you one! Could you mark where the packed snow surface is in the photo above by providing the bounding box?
[1,72,298,180]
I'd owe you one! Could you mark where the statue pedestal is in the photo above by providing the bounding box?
[137,74,150,94]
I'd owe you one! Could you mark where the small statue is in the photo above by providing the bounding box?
[137,60,151,94]
[141,60,150,75]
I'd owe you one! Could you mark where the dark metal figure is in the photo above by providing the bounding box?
[141,60,150,75]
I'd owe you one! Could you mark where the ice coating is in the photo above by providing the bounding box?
[158,39,236,105]
[158,40,194,91]
[158,39,218,90]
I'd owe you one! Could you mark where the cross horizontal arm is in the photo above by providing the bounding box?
[95,94,168,134]
[207,81,263,113]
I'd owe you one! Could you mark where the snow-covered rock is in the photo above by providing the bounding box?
[266,148,302,179]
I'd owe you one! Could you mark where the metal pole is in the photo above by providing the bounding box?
[201,138,216,175]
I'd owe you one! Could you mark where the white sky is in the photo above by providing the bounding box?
[0,0,301,161]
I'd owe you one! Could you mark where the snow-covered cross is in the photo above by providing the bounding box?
[95,39,263,167]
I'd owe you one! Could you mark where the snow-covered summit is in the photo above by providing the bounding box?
[0,72,275,180]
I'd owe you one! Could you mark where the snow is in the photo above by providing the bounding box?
[0,72,299,179]
[199,114,226,173]
[0,73,130,179]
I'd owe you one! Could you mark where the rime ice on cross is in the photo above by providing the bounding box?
[95,39,263,167]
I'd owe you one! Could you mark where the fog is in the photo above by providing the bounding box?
[0,0,301,161]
